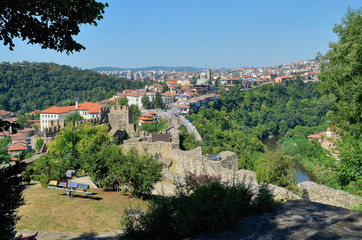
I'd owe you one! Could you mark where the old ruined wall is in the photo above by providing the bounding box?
[122,127,360,207]
[108,105,136,137]
[298,181,361,209]
[122,127,180,157]
[44,118,100,137]
[122,139,175,158]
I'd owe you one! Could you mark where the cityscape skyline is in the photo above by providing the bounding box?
[0,0,361,69]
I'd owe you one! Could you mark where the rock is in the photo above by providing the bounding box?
[219,151,238,171]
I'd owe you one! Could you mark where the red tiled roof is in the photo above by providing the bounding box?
[0,110,10,116]
[77,102,101,114]
[162,92,176,97]
[3,117,17,123]
[0,131,10,136]
[139,116,154,120]
[307,134,322,139]
[12,132,26,137]
[18,128,35,133]
[177,104,190,109]
[11,136,26,141]
[40,102,100,114]
[8,142,27,151]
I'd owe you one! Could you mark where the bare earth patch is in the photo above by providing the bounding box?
[16,184,148,233]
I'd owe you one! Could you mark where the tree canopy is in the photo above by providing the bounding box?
[0,61,148,112]
[141,95,150,109]
[0,157,26,239]
[0,0,108,53]
[318,7,362,139]
[33,124,163,197]
[118,97,128,106]
[318,8,362,190]
[187,81,328,170]
[155,92,163,108]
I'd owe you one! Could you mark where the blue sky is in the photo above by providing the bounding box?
[0,0,361,69]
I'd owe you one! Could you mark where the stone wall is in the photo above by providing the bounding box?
[107,105,136,137]
[122,126,361,208]
[44,118,100,137]
[122,128,179,158]
[298,181,361,209]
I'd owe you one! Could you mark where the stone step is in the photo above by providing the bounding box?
[197,200,360,239]
[306,212,362,240]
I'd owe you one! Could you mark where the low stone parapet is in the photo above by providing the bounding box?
[298,181,361,209]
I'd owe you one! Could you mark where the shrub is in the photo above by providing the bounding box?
[22,165,34,184]
[35,138,44,152]
[256,147,297,192]
[121,177,276,239]
[184,171,221,192]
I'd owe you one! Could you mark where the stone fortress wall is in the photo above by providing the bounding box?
[43,105,136,138]
[44,117,100,138]
[42,104,360,209]
[123,126,361,209]
[107,105,136,137]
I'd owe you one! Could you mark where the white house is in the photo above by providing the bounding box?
[126,92,155,109]
[40,102,101,131]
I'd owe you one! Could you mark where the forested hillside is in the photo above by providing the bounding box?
[0,62,146,112]
[186,80,329,171]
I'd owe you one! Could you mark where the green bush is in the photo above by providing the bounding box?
[256,147,297,192]
[22,166,34,184]
[35,138,44,152]
[121,177,277,239]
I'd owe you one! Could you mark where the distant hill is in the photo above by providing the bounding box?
[0,62,147,112]
[91,66,204,72]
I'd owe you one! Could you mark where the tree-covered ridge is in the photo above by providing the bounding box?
[0,61,147,112]
[187,80,328,170]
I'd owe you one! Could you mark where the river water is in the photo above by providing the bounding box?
[262,135,317,183]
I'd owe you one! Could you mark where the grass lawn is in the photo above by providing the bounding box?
[16,184,148,233]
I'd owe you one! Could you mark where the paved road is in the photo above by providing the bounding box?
[178,115,203,142]
[143,105,203,142]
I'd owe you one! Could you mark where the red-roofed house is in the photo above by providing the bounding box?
[8,142,28,156]
[162,91,176,105]
[177,104,190,114]
[0,130,10,138]
[307,134,322,143]
[2,117,17,123]
[18,128,37,137]
[0,110,11,119]
[40,102,101,131]
[138,114,157,126]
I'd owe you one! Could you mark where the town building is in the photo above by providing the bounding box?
[8,142,28,156]
[40,102,101,131]
[162,92,176,106]
[177,93,219,114]
[0,110,11,119]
